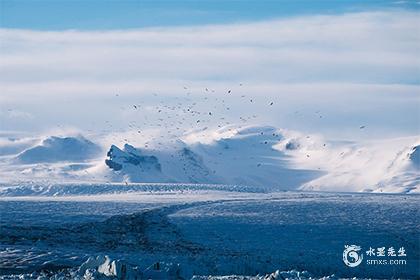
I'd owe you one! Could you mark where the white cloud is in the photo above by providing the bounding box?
[0,11,419,138]
[1,11,419,91]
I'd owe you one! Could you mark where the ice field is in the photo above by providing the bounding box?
[0,185,418,279]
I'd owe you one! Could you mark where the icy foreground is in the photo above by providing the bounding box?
[0,125,418,193]
[0,190,419,279]
[0,254,330,279]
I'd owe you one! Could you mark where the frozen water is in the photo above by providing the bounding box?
[0,189,418,279]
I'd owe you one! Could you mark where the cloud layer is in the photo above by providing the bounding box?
[0,10,419,138]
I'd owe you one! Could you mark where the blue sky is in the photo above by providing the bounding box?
[1,0,419,30]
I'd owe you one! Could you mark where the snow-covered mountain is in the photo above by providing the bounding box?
[15,136,102,164]
[0,125,418,193]
[102,126,320,189]
[296,137,420,193]
[101,126,419,193]
[104,144,167,183]
[102,142,224,184]
[370,144,420,193]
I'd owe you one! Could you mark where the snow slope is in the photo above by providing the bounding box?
[15,136,102,164]
[101,125,419,193]
[291,136,420,193]
[103,143,218,184]
[0,125,418,193]
[101,126,320,189]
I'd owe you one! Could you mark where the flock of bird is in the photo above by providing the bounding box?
[84,83,369,157]
[115,85,361,140]
[105,85,266,146]
[26,83,367,183]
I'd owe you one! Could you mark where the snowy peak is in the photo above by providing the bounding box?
[102,125,319,188]
[2,125,418,193]
[103,142,216,184]
[16,135,101,164]
[105,144,161,172]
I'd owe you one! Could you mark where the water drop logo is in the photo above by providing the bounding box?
[343,245,363,267]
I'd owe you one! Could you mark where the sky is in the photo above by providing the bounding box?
[2,0,419,30]
[0,0,419,141]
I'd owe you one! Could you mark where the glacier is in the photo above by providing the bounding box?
[0,191,418,279]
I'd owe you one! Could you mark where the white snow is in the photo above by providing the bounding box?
[15,136,102,164]
[0,253,336,280]
[99,125,319,188]
[291,136,420,193]
[0,125,418,193]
